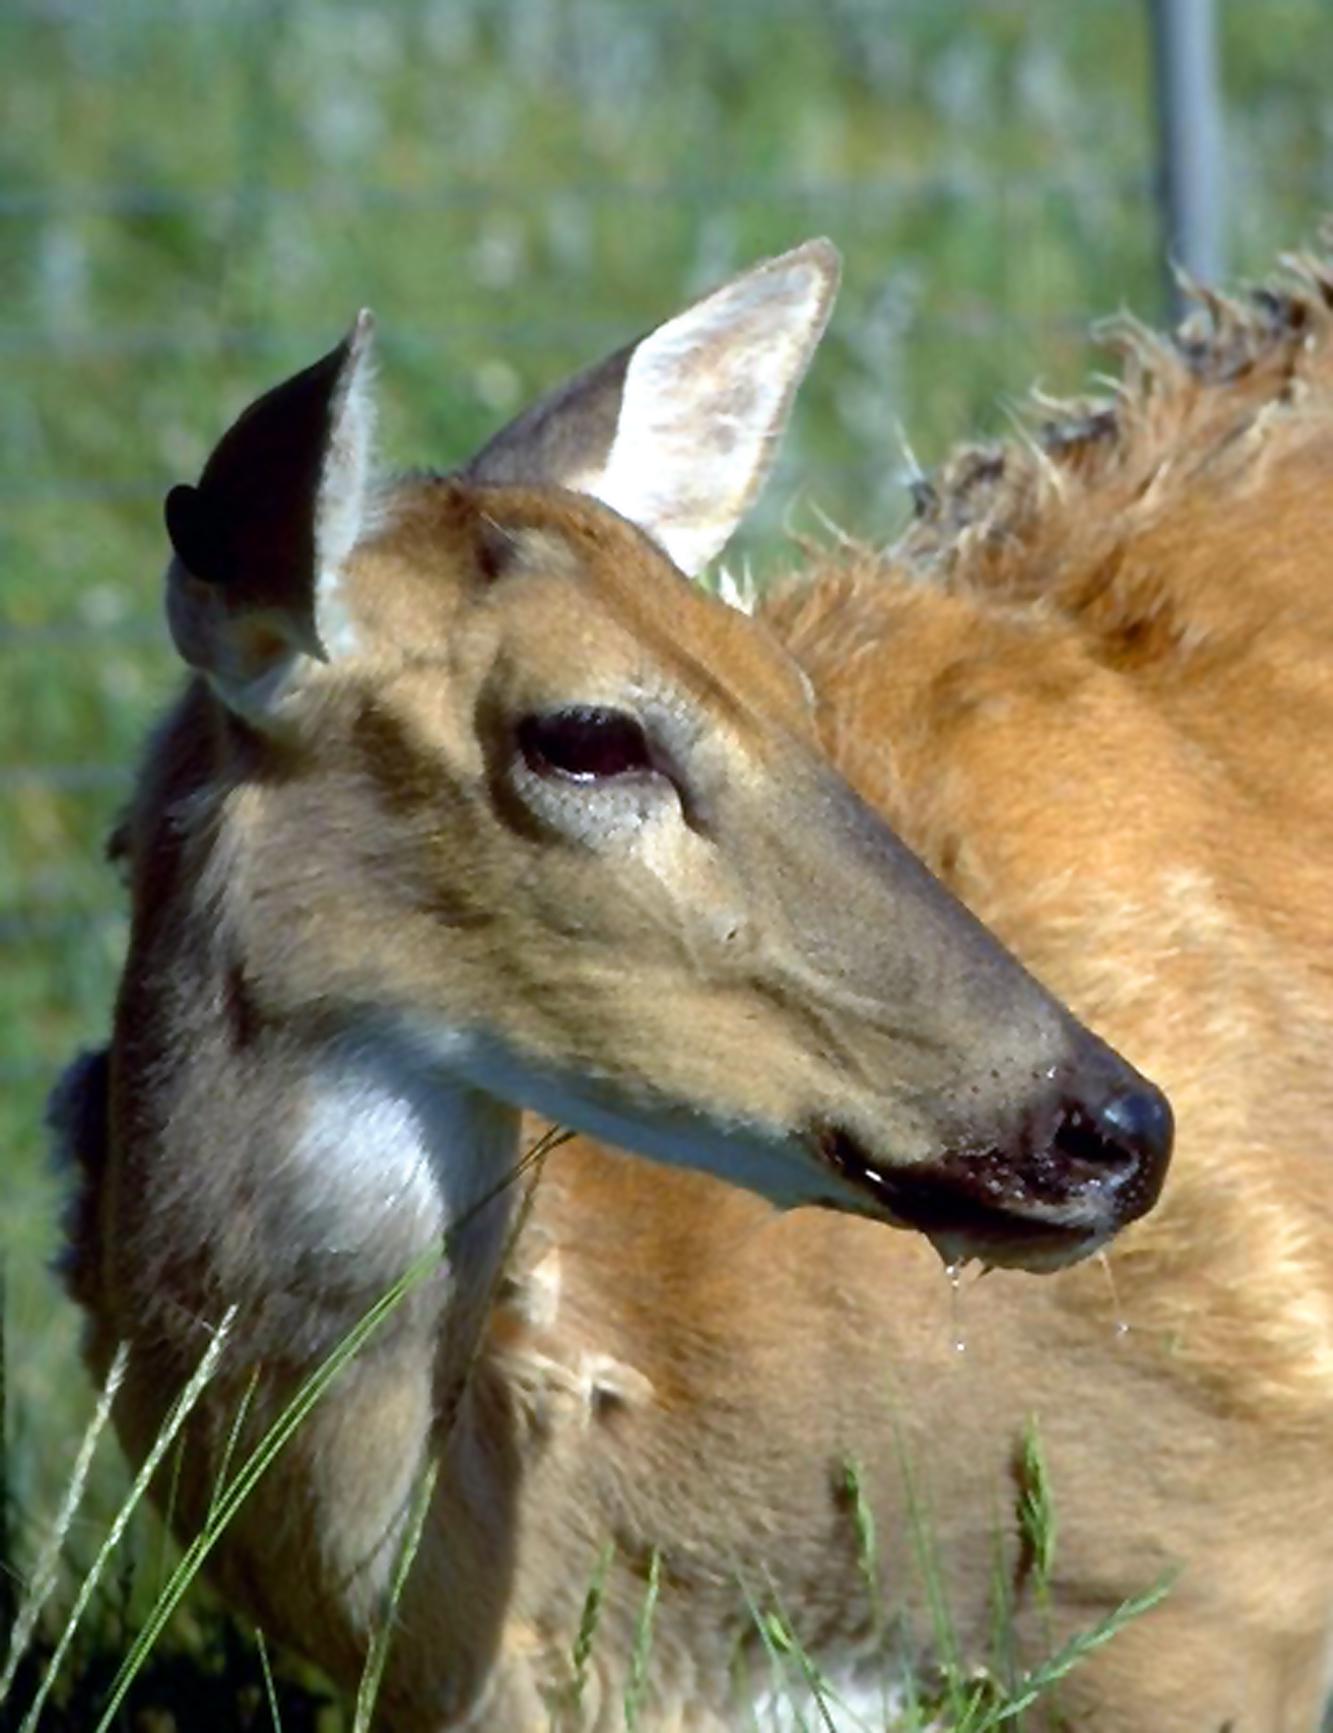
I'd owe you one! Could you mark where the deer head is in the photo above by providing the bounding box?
[152,241,1170,1273]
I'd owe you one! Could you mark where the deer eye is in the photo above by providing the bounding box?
[518,707,655,781]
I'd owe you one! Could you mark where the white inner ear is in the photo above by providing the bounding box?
[314,309,377,657]
[588,245,837,578]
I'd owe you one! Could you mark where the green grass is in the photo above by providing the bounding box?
[1,0,1330,1722]
[2,1342,1171,1730]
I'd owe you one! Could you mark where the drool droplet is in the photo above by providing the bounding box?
[946,1261,967,1354]
[1095,1250,1131,1339]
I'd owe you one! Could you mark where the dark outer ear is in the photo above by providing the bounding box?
[463,343,634,493]
[164,311,375,714]
[463,239,841,579]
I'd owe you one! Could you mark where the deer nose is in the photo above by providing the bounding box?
[1053,1078,1173,1219]
[1099,1083,1173,1168]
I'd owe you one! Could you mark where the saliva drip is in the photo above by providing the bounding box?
[1095,1250,1131,1338]
[945,1261,967,1354]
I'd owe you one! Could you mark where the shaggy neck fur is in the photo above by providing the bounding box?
[762,250,1333,1432]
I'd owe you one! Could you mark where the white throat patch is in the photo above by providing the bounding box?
[285,1028,521,1278]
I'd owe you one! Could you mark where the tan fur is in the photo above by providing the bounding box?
[57,247,1333,1731]
[766,252,1333,1433]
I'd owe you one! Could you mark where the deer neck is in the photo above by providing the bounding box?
[113,909,525,1393]
[292,1024,524,1320]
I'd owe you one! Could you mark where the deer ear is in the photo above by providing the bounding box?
[465,240,840,577]
[164,311,376,719]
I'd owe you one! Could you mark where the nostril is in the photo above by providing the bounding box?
[1052,1082,1174,1173]
[1051,1104,1120,1168]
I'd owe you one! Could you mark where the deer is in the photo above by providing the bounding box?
[50,233,1333,1730]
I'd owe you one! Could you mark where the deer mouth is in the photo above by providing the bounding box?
[809,1116,1161,1273]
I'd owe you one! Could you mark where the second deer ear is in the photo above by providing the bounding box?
[164,311,376,720]
[466,240,840,577]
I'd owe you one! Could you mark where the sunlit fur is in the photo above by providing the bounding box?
[768,254,1333,1433]
[59,249,1333,1731]
[751,251,1333,1725]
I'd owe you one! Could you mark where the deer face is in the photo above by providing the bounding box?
[158,243,1170,1271]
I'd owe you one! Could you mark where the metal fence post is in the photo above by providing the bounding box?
[1148,0,1226,319]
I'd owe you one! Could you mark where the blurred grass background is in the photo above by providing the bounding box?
[1,0,1331,1715]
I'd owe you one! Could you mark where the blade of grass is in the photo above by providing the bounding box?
[1009,1416,1059,1730]
[0,1259,11,1648]
[18,1310,234,1733]
[985,1493,1019,1712]
[95,1129,557,1732]
[444,1124,570,1411]
[842,1459,885,1643]
[566,1539,615,1721]
[756,1571,863,1733]
[1015,1419,1056,1594]
[622,1547,661,1733]
[971,1575,1175,1731]
[0,1339,130,1711]
[762,1612,845,1733]
[255,1626,283,1733]
[153,1433,186,1601]
[734,1573,810,1733]
[893,1425,968,1721]
[207,1364,262,1525]
[352,1455,439,1733]
[842,1456,894,1733]
[92,1252,437,1733]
